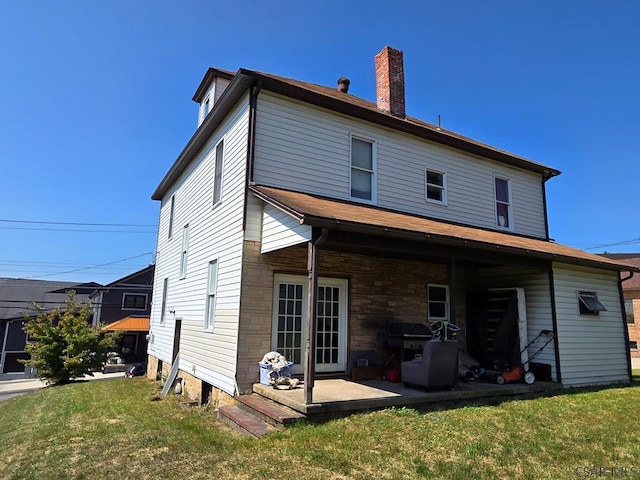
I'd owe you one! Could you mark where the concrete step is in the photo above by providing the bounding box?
[236,393,306,428]
[218,405,277,438]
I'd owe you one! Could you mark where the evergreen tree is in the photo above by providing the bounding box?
[22,291,118,385]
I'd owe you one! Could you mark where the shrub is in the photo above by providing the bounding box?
[22,291,118,385]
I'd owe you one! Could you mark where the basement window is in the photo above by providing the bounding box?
[577,291,607,316]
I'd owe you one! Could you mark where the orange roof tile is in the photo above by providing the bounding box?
[102,316,150,332]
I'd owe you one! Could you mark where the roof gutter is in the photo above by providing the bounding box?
[293,214,637,274]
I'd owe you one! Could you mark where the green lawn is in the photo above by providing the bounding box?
[1,373,640,480]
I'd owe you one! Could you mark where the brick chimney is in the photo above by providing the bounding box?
[375,46,405,118]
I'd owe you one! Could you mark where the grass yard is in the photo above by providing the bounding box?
[1,374,640,480]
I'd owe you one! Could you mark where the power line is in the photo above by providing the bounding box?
[583,238,640,251]
[21,252,155,280]
[0,226,156,234]
[0,219,157,227]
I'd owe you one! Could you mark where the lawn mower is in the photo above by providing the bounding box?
[497,329,554,385]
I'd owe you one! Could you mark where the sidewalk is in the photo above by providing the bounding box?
[0,372,124,400]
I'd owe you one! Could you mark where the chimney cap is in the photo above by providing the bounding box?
[337,77,350,93]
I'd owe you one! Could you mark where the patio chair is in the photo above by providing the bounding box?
[401,339,458,390]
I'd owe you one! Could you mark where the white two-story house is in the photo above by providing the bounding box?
[147,46,638,407]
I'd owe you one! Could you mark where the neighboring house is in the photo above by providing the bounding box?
[0,279,99,379]
[600,253,640,360]
[90,265,154,364]
[146,46,639,406]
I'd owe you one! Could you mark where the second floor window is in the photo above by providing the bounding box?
[425,168,447,204]
[180,225,189,279]
[213,140,224,206]
[350,136,375,201]
[495,177,511,229]
[122,293,148,310]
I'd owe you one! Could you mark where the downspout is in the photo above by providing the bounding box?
[619,272,634,382]
[242,82,262,232]
[547,265,563,384]
[304,227,329,406]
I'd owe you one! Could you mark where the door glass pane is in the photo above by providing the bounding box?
[275,282,304,365]
[315,286,341,367]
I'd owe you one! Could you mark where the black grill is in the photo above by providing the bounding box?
[381,322,432,361]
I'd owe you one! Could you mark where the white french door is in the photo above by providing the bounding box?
[272,275,348,374]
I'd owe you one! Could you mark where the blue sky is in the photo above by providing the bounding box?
[0,1,638,284]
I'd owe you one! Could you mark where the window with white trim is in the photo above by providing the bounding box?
[425,168,447,204]
[159,278,168,326]
[202,95,213,118]
[204,260,218,330]
[428,284,449,322]
[350,136,375,202]
[122,293,148,310]
[180,225,189,279]
[577,291,607,316]
[168,194,175,240]
[213,140,224,206]
[495,176,512,229]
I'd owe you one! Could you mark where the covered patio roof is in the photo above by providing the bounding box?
[102,316,150,332]
[250,185,639,274]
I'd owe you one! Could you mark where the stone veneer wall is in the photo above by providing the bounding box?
[235,240,459,391]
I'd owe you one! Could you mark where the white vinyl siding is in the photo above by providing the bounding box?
[477,266,557,381]
[253,92,547,238]
[149,94,250,395]
[552,263,628,387]
[260,203,312,253]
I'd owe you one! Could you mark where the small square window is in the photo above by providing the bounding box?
[578,291,607,316]
[630,341,638,350]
